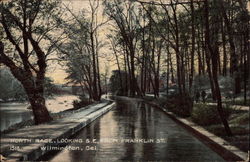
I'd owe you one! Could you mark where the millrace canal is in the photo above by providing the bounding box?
[41,97,224,161]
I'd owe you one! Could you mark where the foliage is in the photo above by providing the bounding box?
[191,103,233,126]
[205,124,249,152]
[218,75,234,93]
[164,93,193,117]
[44,77,59,97]
[0,0,67,123]
[109,70,128,95]
[193,75,241,99]
[206,124,248,136]
[0,68,26,101]
[225,99,250,106]
[0,67,58,101]
[143,96,155,102]
[72,95,93,109]
[57,2,105,101]
[1,0,64,59]
[229,112,249,125]
[193,75,211,92]
[103,0,144,96]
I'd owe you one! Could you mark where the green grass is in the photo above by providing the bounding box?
[152,96,249,152]
[229,113,249,125]
[204,124,249,152]
[191,103,249,152]
[205,125,249,136]
[224,99,250,106]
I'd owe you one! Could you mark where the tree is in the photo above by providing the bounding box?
[108,35,124,94]
[0,67,56,101]
[103,0,142,97]
[109,70,128,95]
[58,18,95,100]
[0,0,65,124]
[203,0,232,136]
[57,0,107,101]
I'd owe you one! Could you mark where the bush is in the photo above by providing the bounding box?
[165,93,193,117]
[191,103,233,126]
[143,96,155,102]
[218,75,234,92]
[72,97,93,109]
[193,75,211,92]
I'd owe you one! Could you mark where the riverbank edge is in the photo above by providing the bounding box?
[0,100,100,134]
[143,99,248,161]
[1,101,115,161]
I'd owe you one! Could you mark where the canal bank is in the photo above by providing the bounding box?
[144,99,248,161]
[0,101,115,161]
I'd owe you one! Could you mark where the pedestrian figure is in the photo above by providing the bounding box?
[195,91,200,103]
[201,90,206,103]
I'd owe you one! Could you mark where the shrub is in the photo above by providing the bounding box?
[72,97,93,109]
[191,103,233,126]
[157,97,168,107]
[218,75,234,92]
[165,93,193,117]
[193,75,211,91]
[143,96,155,102]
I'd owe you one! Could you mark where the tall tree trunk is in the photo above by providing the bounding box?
[169,53,175,83]
[26,89,52,124]
[201,29,206,75]
[197,23,203,75]
[204,0,232,136]
[96,52,102,100]
[123,50,129,95]
[221,19,228,76]
[155,42,162,97]
[218,0,240,94]
[129,42,137,96]
[166,57,170,95]
[113,44,123,94]
[241,6,249,105]
[171,3,183,95]
[189,0,195,91]
[90,32,99,101]
[144,55,148,94]
[197,39,203,75]
[95,30,102,100]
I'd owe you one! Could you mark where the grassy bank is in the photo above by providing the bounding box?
[192,103,249,152]
[144,96,249,153]
[223,99,250,106]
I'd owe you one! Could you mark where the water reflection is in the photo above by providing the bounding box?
[45,97,224,161]
[0,95,79,131]
[0,103,32,131]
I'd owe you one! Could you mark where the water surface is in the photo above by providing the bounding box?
[0,95,79,131]
[43,97,224,161]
